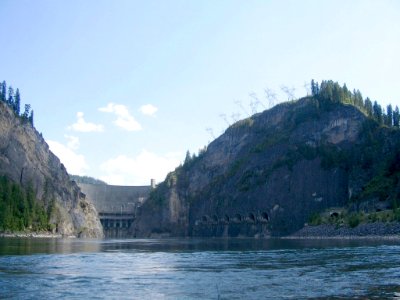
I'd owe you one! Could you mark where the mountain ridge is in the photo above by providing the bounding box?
[134,83,400,237]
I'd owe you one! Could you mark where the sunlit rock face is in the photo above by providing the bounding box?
[0,101,103,238]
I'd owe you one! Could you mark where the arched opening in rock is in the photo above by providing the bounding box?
[224,214,230,223]
[248,212,256,222]
[330,212,339,218]
[234,214,242,222]
[261,212,269,221]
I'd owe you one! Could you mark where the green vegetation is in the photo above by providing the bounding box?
[311,79,399,127]
[0,176,49,232]
[309,207,400,229]
[309,212,322,226]
[70,175,107,185]
[230,117,254,129]
[0,80,34,126]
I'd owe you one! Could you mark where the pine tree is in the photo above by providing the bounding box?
[184,150,191,164]
[353,90,363,109]
[28,110,34,126]
[343,83,351,101]
[311,79,316,96]
[23,104,31,120]
[14,88,21,115]
[7,86,14,107]
[393,106,400,127]
[364,97,373,116]
[386,104,393,126]
[0,81,6,102]
[373,101,383,124]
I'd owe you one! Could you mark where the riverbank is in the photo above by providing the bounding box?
[286,222,400,239]
[0,231,67,238]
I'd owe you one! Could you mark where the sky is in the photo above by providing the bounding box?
[1,0,400,186]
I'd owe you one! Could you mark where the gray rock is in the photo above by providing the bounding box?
[0,101,103,238]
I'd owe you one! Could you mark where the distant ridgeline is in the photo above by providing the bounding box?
[70,175,107,185]
[0,80,34,126]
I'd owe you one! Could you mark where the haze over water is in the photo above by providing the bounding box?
[1,238,400,299]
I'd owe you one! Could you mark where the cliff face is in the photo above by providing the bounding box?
[135,97,400,237]
[0,101,103,237]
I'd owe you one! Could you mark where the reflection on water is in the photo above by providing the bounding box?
[2,237,400,255]
[1,237,400,299]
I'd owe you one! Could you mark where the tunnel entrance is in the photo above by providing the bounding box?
[248,213,256,223]
[260,212,269,222]
[233,214,242,223]
[223,214,230,223]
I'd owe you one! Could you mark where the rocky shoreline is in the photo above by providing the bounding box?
[0,232,69,238]
[286,222,400,239]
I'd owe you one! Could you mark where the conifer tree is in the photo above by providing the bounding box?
[184,150,191,164]
[14,88,21,115]
[0,81,5,101]
[1,81,6,102]
[7,86,14,106]
[373,101,383,124]
[28,110,34,126]
[386,104,393,126]
[364,97,373,116]
[393,106,400,127]
[23,104,31,120]
[311,79,316,96]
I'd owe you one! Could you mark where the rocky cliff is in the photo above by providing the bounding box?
[0,101,103,237]
[135,96,400,237]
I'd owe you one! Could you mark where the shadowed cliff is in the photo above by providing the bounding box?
[134,83,400,237]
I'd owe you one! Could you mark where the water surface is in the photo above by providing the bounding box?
[1,238,400,299]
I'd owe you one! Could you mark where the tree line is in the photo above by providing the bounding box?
[311,79,399,127]
[0,176,49,232]
[0,80,34,126]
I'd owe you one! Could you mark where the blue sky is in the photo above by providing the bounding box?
[1,0,399,185]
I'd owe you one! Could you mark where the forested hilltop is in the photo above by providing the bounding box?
[0,81,34,126]
[70,175,107,185]
[134,80,400,237]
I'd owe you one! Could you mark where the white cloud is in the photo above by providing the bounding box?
[99,102,142,131]
[47,140,89,175]
[99,150,181,185]
[139,104,158,116]
[65,135,79,150]
[69,112,104,132]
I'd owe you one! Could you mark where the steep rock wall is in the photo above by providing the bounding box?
[0,101,103,237]
[135,98,393,237]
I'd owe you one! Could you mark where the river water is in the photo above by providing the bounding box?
[1,238,400,299]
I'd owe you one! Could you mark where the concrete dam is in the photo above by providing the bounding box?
[79,182,154,238]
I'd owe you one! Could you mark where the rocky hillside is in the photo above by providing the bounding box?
[134,83,400,237]
[0,101,103,237]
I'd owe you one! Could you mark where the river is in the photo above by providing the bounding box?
[1,237,400,299]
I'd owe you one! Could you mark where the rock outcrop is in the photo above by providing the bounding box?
[0,101,103,237]
[134,97,400,237]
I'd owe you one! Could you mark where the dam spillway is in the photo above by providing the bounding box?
[78,183,152,238]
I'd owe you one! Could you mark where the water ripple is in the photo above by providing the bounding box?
[1,239,400,299]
